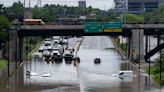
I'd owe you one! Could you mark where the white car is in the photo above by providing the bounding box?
[112,70,133,82]
[51,50,60,56]
[32,52,42,58]
[51,50,63,63]
[45,38,51,41]
[52,36,60,40]
[44,41,51,46]
[62,39,68,45]
[44,41,53,51]
[53,39,60,44]
[53,44,64,54]
[38,46,44,53]
[42,50,51,57]
[63,50,74,61]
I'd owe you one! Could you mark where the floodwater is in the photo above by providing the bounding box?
[0,36,163,92]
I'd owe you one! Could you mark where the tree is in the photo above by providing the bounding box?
[123,13,144,23]
[0,15,11,49]
[144,6,164,22]
[6,1,24,18]
[0,15,11,29]
[11,1,24,16]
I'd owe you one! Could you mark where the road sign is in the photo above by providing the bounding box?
[84,22,103,33]
[104,29,122,32]
[104,22,123,29]
[84,22,123,33]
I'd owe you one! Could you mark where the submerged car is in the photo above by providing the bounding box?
[43,50,51,62]
[94,58,101,64]
[38,46,44,53]
[44,41,53,52]
[32,52,42,58]
[63,50,74,61]
[51,50,63,63]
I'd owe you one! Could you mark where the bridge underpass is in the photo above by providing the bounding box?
[16,23,164,64]
[1,36,151,92]
[3,23,164,92]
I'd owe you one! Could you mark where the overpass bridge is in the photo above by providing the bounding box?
[18,23,164,37]
[3,22,164,88]
[7,23,164,70]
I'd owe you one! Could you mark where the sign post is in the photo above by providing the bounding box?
[84,22,103,33]
[103,22,123,32]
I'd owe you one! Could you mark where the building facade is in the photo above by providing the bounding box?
[78,0,86,8]
[114,0,128,12]
[115,0,164,13]
[128,0,162,13]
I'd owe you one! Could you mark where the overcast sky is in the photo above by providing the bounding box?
[0,0,115,10]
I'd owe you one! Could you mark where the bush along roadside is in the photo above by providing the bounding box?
[24,37,43,61]
[0,59,7,70]
[118,43,128,56]
[146,53,164,86]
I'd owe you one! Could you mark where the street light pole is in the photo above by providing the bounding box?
[7,30,10,77]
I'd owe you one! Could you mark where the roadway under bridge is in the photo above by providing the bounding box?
[9,23,164,66]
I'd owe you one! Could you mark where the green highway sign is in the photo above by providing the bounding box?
[84,22,103,33]
[104,22,123,29]
[84,22,123,33]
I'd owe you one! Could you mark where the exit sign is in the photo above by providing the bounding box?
[84,22,123,33]
[84,22,103,33]
[104,22,123,29]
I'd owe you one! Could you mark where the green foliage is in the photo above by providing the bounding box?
[154,73,164,85]
[144,6,164,22]
[0,32,8,43]
[147,53,164,86]
[24,37,43,60]
[0,59,7,70]
[0,15,10,44]
[123,13,144,22]
[33,7,56,22]
[32,4,117,22]
[7,1,24,17]
[148,66,160,75]
[0,15,11,29]
[119,43,127,55]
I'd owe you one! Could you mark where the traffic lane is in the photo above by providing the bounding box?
[80,36,114,50]
[68,37,82,49]
[78,49,122,89]
[21,37,82,91]
[24,57,78,86]
[77,36,149,92]
[76,36,124,91]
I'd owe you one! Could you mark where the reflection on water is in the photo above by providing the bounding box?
[78,49,122,92]
[1,36,164,92]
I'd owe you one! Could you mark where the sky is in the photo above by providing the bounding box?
[0,0,115,10]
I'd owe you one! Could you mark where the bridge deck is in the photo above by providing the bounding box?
[18,24,164,37]
[20,24,164,30]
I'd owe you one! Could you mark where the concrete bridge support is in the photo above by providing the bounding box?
[130,29,144,63]
[9,30,18,62]
[18,35,24,65]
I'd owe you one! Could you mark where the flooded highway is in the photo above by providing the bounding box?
[0,36,163,92]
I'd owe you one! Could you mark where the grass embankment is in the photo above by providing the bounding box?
[25,40,44,60]
[146,55,164,86]
[118,43,128,56]
[0,59,7,70]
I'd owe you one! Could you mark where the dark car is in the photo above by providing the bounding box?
[51,51,63,63]
[94,58,101,64]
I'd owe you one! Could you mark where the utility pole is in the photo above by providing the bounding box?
[29,0,31,8]
[37,0,42,8]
